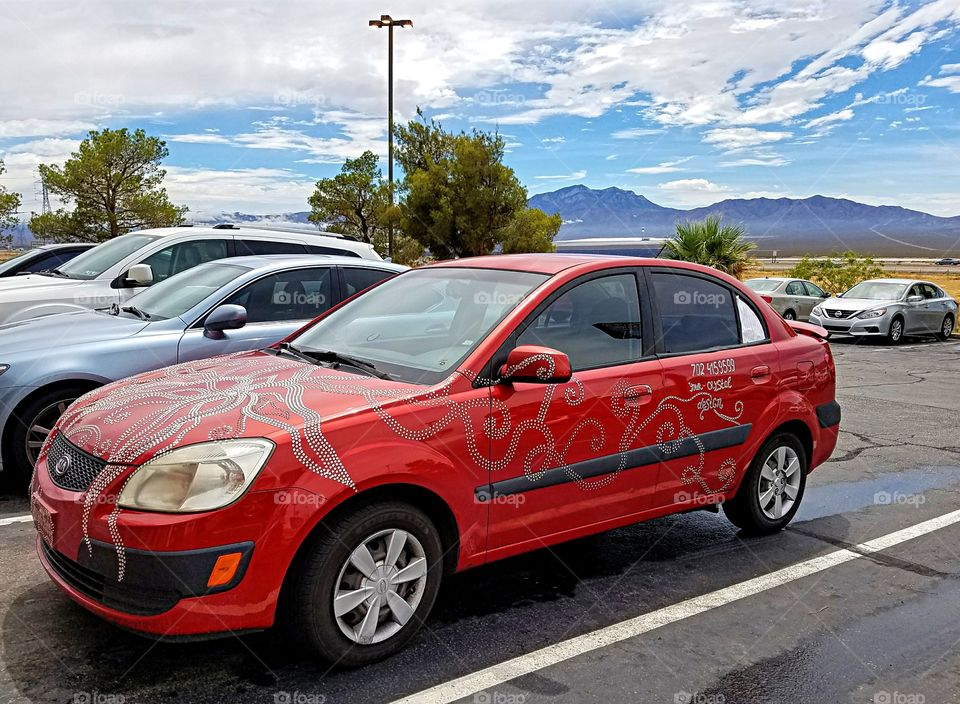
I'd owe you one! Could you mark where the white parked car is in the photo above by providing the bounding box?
[0,225,380,325]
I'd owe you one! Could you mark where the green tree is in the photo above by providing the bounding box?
[308,151,390,243]
[396,115,559,258]
[0,160,21,244]
[788,251,884,294]
[664,215,756,278]
[29,128,186,242]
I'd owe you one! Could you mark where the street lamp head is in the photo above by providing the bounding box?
[369,15,413,29]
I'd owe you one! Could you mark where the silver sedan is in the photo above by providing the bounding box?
[745,277,829,321]
[808,278,958,343]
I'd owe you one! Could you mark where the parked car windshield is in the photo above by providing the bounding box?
[0,249,36,275]
[293,267,549,384]
[842,281,908,300]
[56,234,160,280]
[117,261,249,321]
[745,279,782,292]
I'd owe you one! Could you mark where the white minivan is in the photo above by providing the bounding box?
[0,225,380,324]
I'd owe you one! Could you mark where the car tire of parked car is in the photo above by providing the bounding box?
[4,385,90,487]
[286,501,444,666]
[783,310,796,321]
[887,315,905,344]
[937,314,954,341]
[722,432,808,535]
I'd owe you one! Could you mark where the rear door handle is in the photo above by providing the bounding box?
[751,365,772,383]
[624,384,653,406]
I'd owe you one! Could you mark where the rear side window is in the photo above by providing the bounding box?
[651,272,740,353]
[517,273,642,370]
[921,283,942,299]
[139,239,229,283]
[236,239,307,256]
[343,267,395,297]
[306,244,361,258]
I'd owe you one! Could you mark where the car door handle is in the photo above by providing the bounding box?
[624,384,653,406]
[751,365,772,383]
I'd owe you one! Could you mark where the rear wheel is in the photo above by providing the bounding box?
[723,433,807,534]
[887,315,905,344]
[4,385,89,488]
[783,310,796,321]
[937,314,954,341]
[286,501,443,666]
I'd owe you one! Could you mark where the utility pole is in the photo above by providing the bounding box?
[369,14,412,260]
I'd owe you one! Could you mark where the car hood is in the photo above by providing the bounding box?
[820,297,891,312]
[0,310,148,352]
[51,351,421,470]
[0,273,88,294]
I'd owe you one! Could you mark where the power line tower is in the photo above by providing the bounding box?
[33,171,53,244]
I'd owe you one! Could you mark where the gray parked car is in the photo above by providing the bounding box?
[745,277,829,321]
[0,254,405,483]
[809,278,958,343]
[0,243,96,277]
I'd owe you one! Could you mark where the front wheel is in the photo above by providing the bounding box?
[936,314,954,341]
[783,310,796,321]
[887,316,905,344]
[286,501,443,666]
[723,433,808,534]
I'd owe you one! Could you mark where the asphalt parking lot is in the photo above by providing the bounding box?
[1,336,959,704]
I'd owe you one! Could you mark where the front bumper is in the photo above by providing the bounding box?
[809,312,889,336]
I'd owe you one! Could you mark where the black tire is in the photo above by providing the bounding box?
[723,432,808,535]
[782,310,796,321]
[936,314,954,341]
[3,385,90,489]
[286,501,443,666]
[887,315,905,344]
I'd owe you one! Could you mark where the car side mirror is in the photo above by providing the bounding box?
[125,263,154,286]
[499,345,572,384]
[821,291,831,298]
[907,295,923,304]
[203,304,247,339]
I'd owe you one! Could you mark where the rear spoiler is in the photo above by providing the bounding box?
[788,320,829,341]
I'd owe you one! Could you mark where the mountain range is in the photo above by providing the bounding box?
[528,185,960,256]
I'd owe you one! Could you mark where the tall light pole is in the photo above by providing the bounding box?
[369,14,412,260]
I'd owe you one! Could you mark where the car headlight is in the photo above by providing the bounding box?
[857,308,887,319]
[811,305,823,317]
[118,439,275,512]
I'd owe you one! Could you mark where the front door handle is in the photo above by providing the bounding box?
[624,384,653,406]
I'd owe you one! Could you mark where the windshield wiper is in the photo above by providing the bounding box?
[37,268,71,279]
[272,341,322,366]
[119,305,151,320]
[271,343,391,379]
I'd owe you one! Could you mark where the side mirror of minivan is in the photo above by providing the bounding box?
[125,263,154,286]
[499,345,572,384]
[203,304,247,339]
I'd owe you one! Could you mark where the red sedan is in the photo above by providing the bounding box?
[31,254,840,665]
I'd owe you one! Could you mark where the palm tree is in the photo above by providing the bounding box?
[663,215,755,278]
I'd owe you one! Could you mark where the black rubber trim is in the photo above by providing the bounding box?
[475,423,752,500]
[816,400,842,428]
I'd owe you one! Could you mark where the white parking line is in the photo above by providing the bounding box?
[0,514,33,527]
[391,509,960,704]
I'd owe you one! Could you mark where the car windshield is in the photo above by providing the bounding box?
[119,261,249,321]
[57,234,159,280]
[842,281,908,300]
[292,267,549,384]
[745,279,782,292]
[0,249,37,274]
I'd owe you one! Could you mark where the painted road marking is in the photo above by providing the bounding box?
[0,514,33,527]
[391,509,960,704]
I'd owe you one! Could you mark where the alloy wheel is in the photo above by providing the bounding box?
[943,317,954,338]
[890,318,903,342]
[25,398,76,466]
[333,528,428,645]
[757,446,801,520]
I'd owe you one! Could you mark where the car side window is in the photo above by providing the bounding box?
[921,284,940,299]
[306,244,361,258]
[139,239,229,283]
[343,267,395,297]
[737,297,766,343]
[785,281,804,295]
[517,273,642,370]
[235,239,308,256]
[223,268,334,324]
[803,281,825,297]
[651,271,742,353]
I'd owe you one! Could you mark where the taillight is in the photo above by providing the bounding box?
[760,295,773,303]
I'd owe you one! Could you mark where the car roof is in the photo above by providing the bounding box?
[34,242,97,251]
[127,225,377,255]
[862,278,919,285]
[428,253,664,275]
[217,254,406,272]
[747,276,790,282]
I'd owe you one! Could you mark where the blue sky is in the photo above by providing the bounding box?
[2,0,960,218]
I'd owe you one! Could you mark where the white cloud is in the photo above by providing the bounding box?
[164,166,315,215]
[805,108,855,130]
[659,178,727,193]
[656,178,730,206]
[0,119,95,138]
[702,128,792,151]
[718,155,790,168]
[611,128,663,139]
[535,170,587,181]
[626,156,692,174]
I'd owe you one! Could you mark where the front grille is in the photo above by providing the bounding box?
[46,434,108,492]
[41,541,180,616]
[823,308,856,320]
[823,323,851,331]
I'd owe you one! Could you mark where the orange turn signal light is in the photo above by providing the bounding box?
[207,552,242,588]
